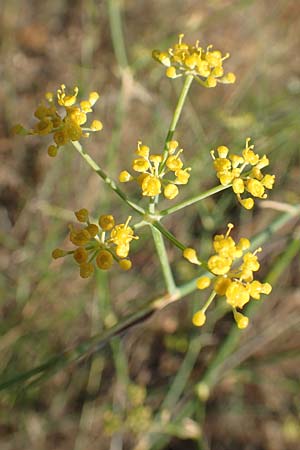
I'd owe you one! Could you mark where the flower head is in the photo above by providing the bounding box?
[211,138,275,209]
[13,84,103,157]
[119,140,191,200]
[185,223,272,328]
[153,33,236,88]
[52,210,138,278]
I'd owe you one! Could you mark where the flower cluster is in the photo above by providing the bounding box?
[52,209,138,278]
[152,33,236,87]
[13,84,103,157]
[119,140,191,199]
[184,224,272,328]
[211,138,275,209]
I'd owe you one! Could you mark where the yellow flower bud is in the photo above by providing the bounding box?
[196,276,211,290]
[149,154,162,164]
[141,175,161,196]
[246,179,265,198]
[233,310,249,329]
[183,248,200,265]
[80,100,92,112]
[237,238,250,251]
[226,281,250,308]
[119,171,132,183]
[119,259,132,271]
[208,255,232,275]
[166,155,183,171]
[54,130,69,147]
[90,120,103,131]
[239,197,254,210]
[175,168,191,185]
[167,140,179,154]
[73,247,88,264]
[52,248,66,259]
[34,119,53,135]
[132,158,150,173]
[75,208,89,222]
[164,183,179,200]
[88,91,100,106]
[69,229,91,246]
[217,146,229,158]
[220,72,236,84]
[192,310,206,327]
[86,223,99,237]
[214,276,231,295]
[166,66,177,78]
[206,76,217,88]
[256,155,269,169]
[135,143,150,157]
[99,214,115,231]
[96,250,113,270]
[47,145,58,157]
[261,174,275,189]
[261,282,272,294]
[232,178,245,194]
[116,244,130,258]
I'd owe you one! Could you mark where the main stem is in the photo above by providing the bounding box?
[149,201,177,294]
[159,74,194,172]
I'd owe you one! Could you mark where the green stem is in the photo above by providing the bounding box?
[201,291,217,313]
[152,220,208,268]
[149,200,177,294]
[160,184,231,216]
[159,75,193,172]
[71,141,144,215]
[107,0,128,69]
[152,220,185,251]
[150,225,177,294]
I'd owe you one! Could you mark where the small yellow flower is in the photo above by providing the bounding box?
[183,247,200,265]
[73,247,88,264]
[75,208,89,223]
[192,310,206,327]
[164,183,179,200]
[14,84,103,156]
[52,248,66,259]
[187,223,272,329]
[119,259,132,271]
[119,140,191,200]
[196,276,211,290]
[52,210,138,277]
[99,215,115,231]
[211,138,275,209]
[141,175,162,196]
[233,310,249,329]
[153,34,236,88]
[96,250,114,270]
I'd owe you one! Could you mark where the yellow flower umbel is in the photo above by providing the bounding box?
[152,33,236,88]
[211,138,275,209]
[13,84,103,157]
[184,223,272,328]
[119,140,191,200]
[52,209,138,278]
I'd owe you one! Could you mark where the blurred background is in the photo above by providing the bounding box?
[1,0,300,449]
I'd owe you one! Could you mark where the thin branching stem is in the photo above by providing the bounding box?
[72,141,145,215]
